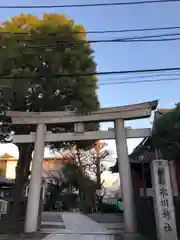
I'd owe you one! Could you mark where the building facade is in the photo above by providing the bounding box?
[111,109,180,196]
[0,153,73,180]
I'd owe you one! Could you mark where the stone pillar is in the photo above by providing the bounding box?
[151,160,177,240]
[74,122,85,133]
[25,123,46,233]
[115,119,136,233]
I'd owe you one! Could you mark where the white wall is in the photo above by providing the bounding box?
[5,161,17,179]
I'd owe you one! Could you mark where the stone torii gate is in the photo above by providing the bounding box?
[6,100,157,234]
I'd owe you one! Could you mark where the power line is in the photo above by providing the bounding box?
[0,77,178,91]
[0,67,180,79]
[0,74,179,91]
[43,32,180,43]
[1,26,180,36]
[2,32,180,40]
[0,0,179,9]
[3,77,179,89]
[1,33,180,51]
[2,37,180,50]
[99,77,180,86]
[129,37,180,42]
[100,72,180,82]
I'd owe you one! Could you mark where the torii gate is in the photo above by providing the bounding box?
[6,100,158,234]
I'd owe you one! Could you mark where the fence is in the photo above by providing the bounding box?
[0,199,8,219]
[102,198,124,212]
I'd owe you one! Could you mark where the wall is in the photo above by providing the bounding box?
[134,196,180,239]
[132,170,142,188]
[5,160,17,179]
[1,156,73,180]
[132,160,180,196]
[175,161,180,194]
[43,159,62,171]
[0,161,7,177]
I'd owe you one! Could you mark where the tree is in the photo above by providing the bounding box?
[0,13,99,226]
[79,141,109,188]
[57,142,110,210]
[60,141,110,187]
[45,162,97,211]
[153,104,180,160]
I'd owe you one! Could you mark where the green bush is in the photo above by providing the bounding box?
[99,202,122,213]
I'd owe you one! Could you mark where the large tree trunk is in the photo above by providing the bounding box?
[96,155,101,189]
[10,143,33,231]
[76,147,86,207]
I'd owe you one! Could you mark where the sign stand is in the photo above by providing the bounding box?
[151,160,178,240]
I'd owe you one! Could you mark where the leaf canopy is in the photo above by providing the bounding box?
[0,13,100,148]
[153,104,180,160]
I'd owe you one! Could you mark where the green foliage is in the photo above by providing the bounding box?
[0,168,3,176]
[62,163,97,190]
[62,163,79,188]
[100,202,122,213]
[0,13,100,146]
[0,14,100,222]
[62,162,97,210]
[153,104,180,160]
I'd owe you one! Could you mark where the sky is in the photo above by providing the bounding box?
[0,0,179,185]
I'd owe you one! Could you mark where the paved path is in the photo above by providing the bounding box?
[41,212,121,240]
[41,212,145,240]
[87,213,124,232]
[41,212,66,233]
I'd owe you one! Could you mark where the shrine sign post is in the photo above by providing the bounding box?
[151,160,178,240]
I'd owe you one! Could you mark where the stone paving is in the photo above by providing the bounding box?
[87,213,124,232]
[41,212,66,233]
[0,233,47,240]
[41,212,146,240]
[0,212,145,239]
[41,212,121,240]
[86,213,146,240]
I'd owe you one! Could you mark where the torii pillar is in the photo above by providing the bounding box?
[25,124,46,233]
[115,119,136,233]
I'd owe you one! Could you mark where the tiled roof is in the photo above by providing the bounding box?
[0,153,16,159]
[157,108,170,114]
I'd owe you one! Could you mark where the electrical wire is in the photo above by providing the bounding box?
[0,0,179,9]
[1,33,180,52]
[130,37,180,42]
[0,67,180,79]
[1,26,180,35]
[5,76,180,89]
[1,76,178,91]
[98,77,180,86]
[1,73,179,91]
[1,37,180,50]
[100,72,180,82]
